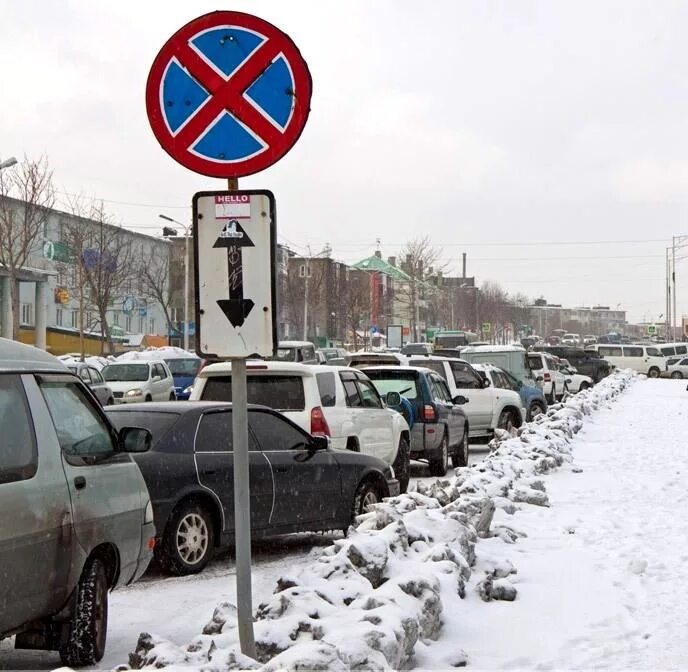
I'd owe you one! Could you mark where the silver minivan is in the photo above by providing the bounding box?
[0,338,155,666]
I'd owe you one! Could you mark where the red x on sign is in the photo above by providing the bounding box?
[146,11,312,178]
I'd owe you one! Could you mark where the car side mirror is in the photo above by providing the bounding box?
[535,376,544,382]
[482,378,491,388]
[386,391,402,406]
[120,427,152,453]
[309,435,329,451]
[453,395,469,405]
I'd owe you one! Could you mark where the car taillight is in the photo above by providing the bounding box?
[543,372,551,382]
[310,407,331,437]
[422,404,436,421]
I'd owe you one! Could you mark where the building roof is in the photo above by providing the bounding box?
[351,254,411,281]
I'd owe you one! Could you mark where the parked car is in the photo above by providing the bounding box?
[589,344,665,378]
[527,351,569,403]
[101,360,176,403]
[562,333,581,346]
[460,345,536,387]
[67,361,115,406]
[658,342,688,358]
[400,342,432,356]
[532,345,612,382]
[666,357,688,378]
[0,338,154,666]
[347,352,408,368]
[473,364,548,421]
[408,356,525,437]
[583,335,598,346]
[189,362,411,492]
[362,366,469,476]
[105,402,399,575]
[270,341,319,364]
[556,358,593,392]
[318,347,348,366]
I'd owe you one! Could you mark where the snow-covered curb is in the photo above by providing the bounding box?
[126,372,634,672]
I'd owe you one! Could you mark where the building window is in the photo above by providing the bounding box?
[56,308,63,327]
[139,316,145,333]
[148,318,155,334]
[113,310,120,326]
[20,303,33,326]
[71,310,78,329]
[125,314,132,332]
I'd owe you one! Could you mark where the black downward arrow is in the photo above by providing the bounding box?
[213,221,255,327]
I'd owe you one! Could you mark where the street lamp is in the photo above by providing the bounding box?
[0,157,17,171]
[160,214,191,351]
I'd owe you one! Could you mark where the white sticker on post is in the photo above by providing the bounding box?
[215,194,251,219]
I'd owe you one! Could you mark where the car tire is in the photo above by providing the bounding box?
[145,394,152,402]
[450,425,469,468]
[528,402,545,421]
[671,371,683,379]
[159,501,215,576]
[579,382,590,391]
[59,558,108,667]
[352,480,382,518]
[428,432,449,477]
[169,392,176,400]
[547,385,556,405]
[392,436,411,494]
[648,367,660,378]
[497,410,515,433]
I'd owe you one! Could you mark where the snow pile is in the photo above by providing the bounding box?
[126,372,633,672]
[116,346,196,361]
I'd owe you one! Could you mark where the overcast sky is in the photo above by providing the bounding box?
[2,0,687,324]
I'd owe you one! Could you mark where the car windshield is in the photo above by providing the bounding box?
[274,348,298,362]
[409,359,445,379]
[106,410,179,446]
[102,363,149,382]
[527,354,543,370]
[164,358,201,376]
[200,374,306,410]
[364,372,419,400]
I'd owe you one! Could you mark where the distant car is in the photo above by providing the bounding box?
[527,352,569,403]
[475,365,548,421]
[589,344,664,378]
[362,366,469,476]
[347,352,408,368]
[532,345,612,383]
[400,342,433,356]
[408,355,525,437]
[189,361,411,492]
[271,341,319,364]
[102,360,176,403]
[583,335,597,346]
[105,402,400,575]
[667,357,688,378]
[562,333,581,346]
[318,347,348,366]
[556,358,593,392]
[67,361,115,406]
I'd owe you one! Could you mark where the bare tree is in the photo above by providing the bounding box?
[341,269,370,349]
[0,156,54,339]
[137,243,176,337]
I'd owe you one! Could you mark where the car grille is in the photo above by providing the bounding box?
[113,391,124,399]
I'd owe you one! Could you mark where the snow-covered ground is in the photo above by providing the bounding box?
[5,376,687,670]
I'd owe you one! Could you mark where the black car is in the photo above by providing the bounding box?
[105,402,399,576]
[361,366,469,476]
[532,345,611,383]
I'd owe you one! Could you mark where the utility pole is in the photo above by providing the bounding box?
[673,236,677,341]
[302,259,309,341]
[666,247,671,340]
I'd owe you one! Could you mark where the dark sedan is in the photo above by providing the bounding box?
[105,402,399,576]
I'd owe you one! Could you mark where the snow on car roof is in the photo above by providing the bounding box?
[117,347,197,361]
[461,344,526,353]
[199,361,351,376]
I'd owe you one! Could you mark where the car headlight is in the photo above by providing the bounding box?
[144,500,154,524]
[126,389,144,397]
[183,385,193,395]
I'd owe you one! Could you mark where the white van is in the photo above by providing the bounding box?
[658,342,688,358]
[591,344,665,378]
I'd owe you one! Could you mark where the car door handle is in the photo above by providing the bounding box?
[273,466,289,473]
[74,476,87,490]
[201,469,217,476]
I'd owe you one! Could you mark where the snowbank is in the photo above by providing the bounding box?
[126,372,633,672]
[117,347,196,361]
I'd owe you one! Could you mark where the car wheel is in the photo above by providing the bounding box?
[59,558,108,667]
[352,480,382,518]
[428,432,449,476]
[528,402,545,421]
[159,501,215,575]
[450,425,469,468]
[671,371,683,379]
[579,382,589,391]
[497,410,514,433]
[648,367,660,378]
[392,436,410,494]
[145,394,153,402]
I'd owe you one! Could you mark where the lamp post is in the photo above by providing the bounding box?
[0,157,17,171]
[160,214,190,351]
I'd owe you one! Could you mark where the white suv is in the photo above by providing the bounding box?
[527,352,569,403]
[408,356,526,437]
[190,362,412,492]
[101,360,176,403]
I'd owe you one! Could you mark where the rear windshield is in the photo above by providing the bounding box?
[364,371,419,400]
[527,354,543,370]
[201,375,306,411]
[316,372,336,407]
[165,358,201,376]
[106,410,179,446]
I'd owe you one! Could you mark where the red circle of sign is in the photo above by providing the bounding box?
[145,11,312,178]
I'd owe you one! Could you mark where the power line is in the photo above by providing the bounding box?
[56,190,190,210]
